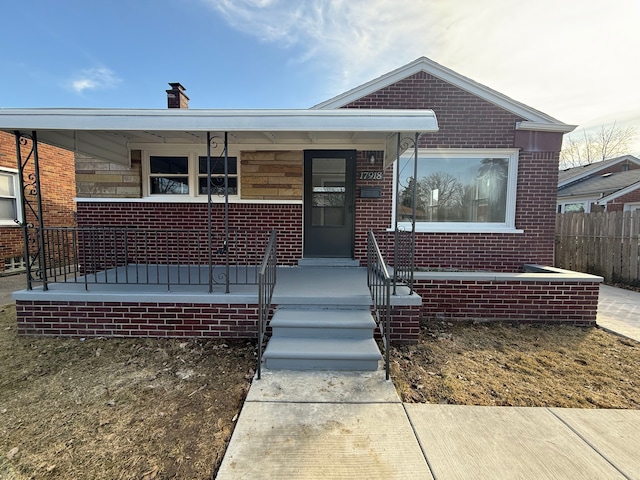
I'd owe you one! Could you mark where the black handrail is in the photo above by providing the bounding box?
[257,229,277,380]
[367,230,391,380]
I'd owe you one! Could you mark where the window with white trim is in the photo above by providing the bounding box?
[142,149,239,198]
[0,168,21,226]
[557,202,588,213]
[395,149,519,232]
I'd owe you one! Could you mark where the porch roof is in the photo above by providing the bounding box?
[0,108,438,167]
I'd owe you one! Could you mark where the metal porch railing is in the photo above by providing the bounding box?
[393,228,415,295]
[33,226,273,291]
[367,230,391,380]
[373,229,415,296]
[257,229,277,380]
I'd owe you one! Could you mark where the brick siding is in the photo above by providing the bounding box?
[76,202,303,265]
[605,188,640,211]
[346,72,560,270]
[0,131,76,273]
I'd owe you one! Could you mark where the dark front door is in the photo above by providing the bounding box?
[303,150,356,258]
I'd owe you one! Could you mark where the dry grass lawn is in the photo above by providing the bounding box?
[0,305,254,480]
[392,318,640,408]
[2,305,640,479]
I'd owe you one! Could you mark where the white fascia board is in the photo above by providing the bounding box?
[0,108,438,134]
[515,121,576,134]
[314,57,571,129]
[596,180,640,204]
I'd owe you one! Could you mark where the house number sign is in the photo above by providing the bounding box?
[359,171,383,180]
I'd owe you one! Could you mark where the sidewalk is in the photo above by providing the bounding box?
[597,284,640,343]
[217,369,640,479]
[217,285,640,479]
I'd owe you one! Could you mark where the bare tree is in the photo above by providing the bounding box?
[560,122,637,169]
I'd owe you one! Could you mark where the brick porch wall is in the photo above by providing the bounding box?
[16,300,422,343]
[414,279,600,325]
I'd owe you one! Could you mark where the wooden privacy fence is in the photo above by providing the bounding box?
[555,211,640,285]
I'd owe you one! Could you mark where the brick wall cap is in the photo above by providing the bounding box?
[414,265,603,283]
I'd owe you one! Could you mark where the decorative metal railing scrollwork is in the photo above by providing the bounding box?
[14,131,48,290]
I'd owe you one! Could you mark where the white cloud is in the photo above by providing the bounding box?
[71,67,121,94]
[205,0,640,130]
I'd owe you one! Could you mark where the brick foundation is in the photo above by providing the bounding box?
[15,300,423,343]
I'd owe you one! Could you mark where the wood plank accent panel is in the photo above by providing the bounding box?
[240,151,302,200]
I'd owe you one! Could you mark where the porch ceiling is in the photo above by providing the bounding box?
[0,108,438,167]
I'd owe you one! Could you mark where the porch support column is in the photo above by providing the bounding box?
[14,130,48,291]
[206,132,214,293]
[409,131,418,294]
[224,131,230,294]
[393,132,401,295]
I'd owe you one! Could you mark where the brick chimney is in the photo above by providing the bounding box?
[166,82,189,109]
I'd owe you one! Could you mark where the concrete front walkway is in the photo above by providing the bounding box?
[597,284,640,343]
[217,368,640,479]
[217,284,640,479]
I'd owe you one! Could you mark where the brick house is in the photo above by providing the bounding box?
[0,131,75,275]
[0,58,602,371]
[557,155,640,213]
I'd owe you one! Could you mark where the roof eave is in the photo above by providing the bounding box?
[314,56,572,131]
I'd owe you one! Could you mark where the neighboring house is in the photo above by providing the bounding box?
[557,155,640,213]
[0,130,75,275]
[0,57,603,350]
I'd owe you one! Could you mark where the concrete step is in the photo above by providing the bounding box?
[270,308,376,339]
[297,258,360,268]
[263,337,381,371]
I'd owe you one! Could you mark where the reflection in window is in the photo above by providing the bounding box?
[0,171,19,223]
[563,203,586,213]
[198,156,238,195]
[149,156,189,195]
[399,156,510,223]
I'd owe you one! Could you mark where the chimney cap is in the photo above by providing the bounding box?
[167,82,187,92]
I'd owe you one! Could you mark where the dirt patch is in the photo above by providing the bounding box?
[391,319,640,408]
[0,304,255,480]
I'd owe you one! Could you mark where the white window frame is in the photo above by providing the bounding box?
[0,167,22,227]
[141,146,240,200]
[393,149,521,233]
[557,199,592,213]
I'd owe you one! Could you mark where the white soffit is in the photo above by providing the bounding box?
[0,108,438,166]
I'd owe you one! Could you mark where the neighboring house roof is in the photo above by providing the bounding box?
[313,56,575,134]
[558,169,640,199]
[558,155,640,187]
[0,108,438,166]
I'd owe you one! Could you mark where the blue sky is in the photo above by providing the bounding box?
[2,0,640,150]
